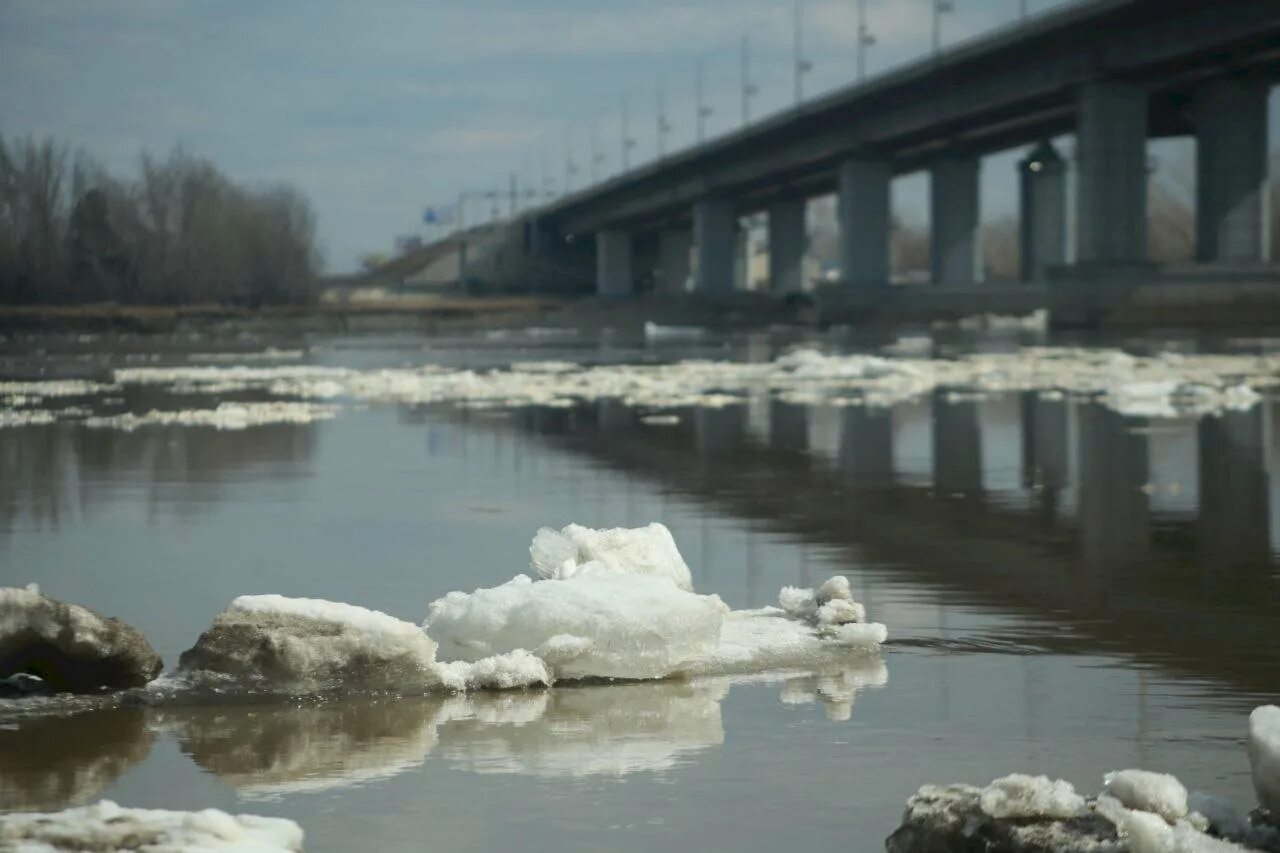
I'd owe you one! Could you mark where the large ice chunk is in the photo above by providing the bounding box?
[178,594,439,692]
[0,800,303,852]
[1250,705,1280,816]
[529,522,694,591]
[0,585,162,692]
[1102,769,1188,822]
[425,574,723,681]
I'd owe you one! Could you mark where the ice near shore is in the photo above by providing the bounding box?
[168,521,884,694]
[0,800,303,852]
[891,706,1280,852]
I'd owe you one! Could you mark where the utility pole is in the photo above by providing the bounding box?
[563,129,578,195]
[934,0,955,56]
[794,0,813,105]
[741,35,758,125]
[590,123,601,184]
[509,173,517,218]
[621,94,636,171]
[857,0,876,81]
[696,57,713,143]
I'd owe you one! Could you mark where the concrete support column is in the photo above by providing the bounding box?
[930,154,981,287]
[1194,77,1270,264]
[693,199,737,294]
[837,157,891,287]
[1018,141,1067,282]
[656,229,693,294]
[768,198,807,293]
[1076,81,1148,264]
[595,230,633,296]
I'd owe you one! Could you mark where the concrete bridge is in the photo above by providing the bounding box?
[468,0,1279,319]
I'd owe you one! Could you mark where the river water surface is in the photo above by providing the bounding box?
[2,326,1278,851]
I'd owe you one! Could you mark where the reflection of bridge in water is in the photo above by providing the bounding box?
[493,392,1280,698]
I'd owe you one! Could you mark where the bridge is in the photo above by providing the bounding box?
[388,0,1280,325]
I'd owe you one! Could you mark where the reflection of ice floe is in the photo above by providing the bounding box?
[83,401,340,431]
[169,697,443,799]
[0,800,303,851]
[435,680,726,777]
[890,706,1280,853]
[0,709,153,811]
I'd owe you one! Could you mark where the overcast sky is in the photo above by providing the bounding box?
[2,0,1276,273]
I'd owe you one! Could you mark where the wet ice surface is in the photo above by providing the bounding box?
[4,328,1280,851]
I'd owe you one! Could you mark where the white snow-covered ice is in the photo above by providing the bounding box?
[0,800,303,852]
[1250,705,1280,816]
[977,774,1087,820]
[1102,769,1189,822]
[529,522,694,590]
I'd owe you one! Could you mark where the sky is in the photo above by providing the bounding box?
[2,0,1276,273]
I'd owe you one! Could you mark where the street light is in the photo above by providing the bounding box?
[741,35,759,125]
[857,0,877,81]
[934,0,955,56]
[621,94,637,171]
[656,78,673,158]
[696,57,713,143]
[794,0,813,105]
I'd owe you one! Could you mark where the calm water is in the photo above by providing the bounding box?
[2,327,1278,851]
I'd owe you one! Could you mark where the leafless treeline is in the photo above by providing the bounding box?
[0,135,320,305]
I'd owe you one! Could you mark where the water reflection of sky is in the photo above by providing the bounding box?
[2,333,1278,851]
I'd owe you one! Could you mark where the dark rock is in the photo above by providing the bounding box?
[0,587,163,692]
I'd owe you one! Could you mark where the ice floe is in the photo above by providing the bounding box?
[890,706,1280,852]
[83,401,340,431]
[5,344,1280,429]
[0,585,163,692]
[177,594,442,692]
[0,800,303,852]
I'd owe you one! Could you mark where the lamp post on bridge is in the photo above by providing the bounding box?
[741,34,758,125]
[933,0,955,56]
[656,78,672,158]
[696,57,713,143]
[857,0,877,82]
[793,0,813,105]
[621,94,637,171]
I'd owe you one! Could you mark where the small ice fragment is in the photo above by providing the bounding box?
[778,586,817,620]
[978,774,1085,820]
[436,649,551,692]
[1103,769,1189,821]
[814,598,865,626]
[816,576,853,604]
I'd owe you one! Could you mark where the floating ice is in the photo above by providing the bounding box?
[1096,794,1249,853]
[644,321,707,341]
[529,522,694,591]
[1103,769,1189,822]
[1250,705,1280,817]
[425,574,724,681]
[83,401,340,431]
[178,595,440,692]
[0,800,303,852]
[435,649,552,692]
[0,586,163,692]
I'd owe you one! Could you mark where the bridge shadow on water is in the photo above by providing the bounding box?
[469,391,1280,702]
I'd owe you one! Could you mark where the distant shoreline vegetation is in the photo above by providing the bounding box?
[0,136,320,306]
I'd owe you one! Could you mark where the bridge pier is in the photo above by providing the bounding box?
[837,157,891,288]
[930,154,981,287]
[595,230,633,296]
[1193,77,1270,264]
[1076,81,1148,264]
[656,229,693,293]
[1018,142,1067,282]
[768,199,807,293]
[694,199,738,294]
